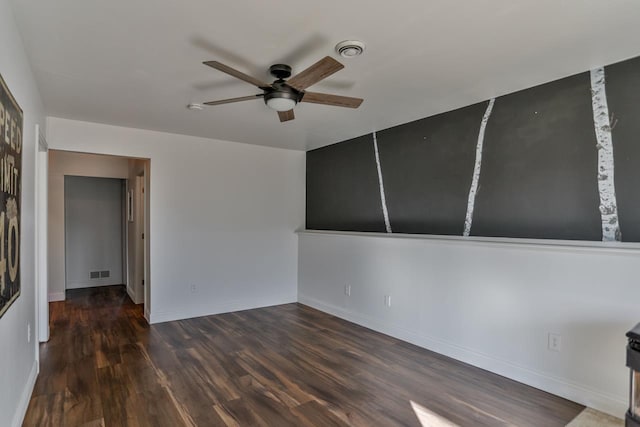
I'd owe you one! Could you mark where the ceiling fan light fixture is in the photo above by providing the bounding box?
[264,91,297,112]
[202,55,363,122]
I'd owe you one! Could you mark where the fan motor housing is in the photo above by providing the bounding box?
[264,90,298,103]
[269,64,292,80]
[264,83,301,103]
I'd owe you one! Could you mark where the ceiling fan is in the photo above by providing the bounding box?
[202,56,363,122]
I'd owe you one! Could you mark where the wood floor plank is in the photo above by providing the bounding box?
[292,401,351,427]
[23,392,65,427]
[63,389,103,427]
[24,285,584,426]
[78,419,106,427]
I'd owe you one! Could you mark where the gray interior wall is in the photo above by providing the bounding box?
[306,55,640,242]
[64,176,124,289]
[306,134,387,232]
[376,102,487,235]
[606,56,640,242]
[470,72,602,240]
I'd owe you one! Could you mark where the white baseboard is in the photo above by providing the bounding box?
[12,360,38,427]
[151,294,297,324]
[48,292,65,302]
[66,279,122,289]
[298,294,627,418]
[126,285,138,304]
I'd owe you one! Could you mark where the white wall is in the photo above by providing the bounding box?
[48,150,130,300]
[0,0,45,426]
[64,176,123,289]
[49,150,130,177]
[298,230,640,417]
[46,117,305,323]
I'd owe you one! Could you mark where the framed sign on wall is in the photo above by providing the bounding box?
[0,74,23,318]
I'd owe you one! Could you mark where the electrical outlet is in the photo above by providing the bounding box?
[27,323,31,343]
[190,284,197,293]
[344,285,351,296]
[548,333,562,352]
[384,295,391,308]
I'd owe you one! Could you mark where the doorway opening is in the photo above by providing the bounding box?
[39,150,150,343]
[64,176,125,291]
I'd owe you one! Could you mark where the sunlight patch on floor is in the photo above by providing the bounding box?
[411,400,459,427]
[565,408,623,427]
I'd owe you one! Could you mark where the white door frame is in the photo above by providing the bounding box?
[35,124,49,343]
[142,172,148,320]
[137,170,150,321]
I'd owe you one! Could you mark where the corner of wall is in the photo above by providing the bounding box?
[47,292,65,302]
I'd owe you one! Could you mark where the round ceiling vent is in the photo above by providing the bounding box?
[335,40,365,58]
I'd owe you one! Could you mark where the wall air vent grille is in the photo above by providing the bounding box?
[335,40,365,58]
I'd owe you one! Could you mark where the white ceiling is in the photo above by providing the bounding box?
[9,0,640,151]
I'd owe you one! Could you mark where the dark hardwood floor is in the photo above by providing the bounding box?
[24,285,584,426]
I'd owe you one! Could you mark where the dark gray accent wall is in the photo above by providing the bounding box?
[306,134,387,232]
[606,56,640,242]
[470,73,602,240]
[305,55,640,242]
[376,103,487,235]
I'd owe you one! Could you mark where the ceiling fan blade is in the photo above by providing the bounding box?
[286,56,344,91]
[203,94,263,106]
[301,91,363,108]
[203,61,271,88]
[278,110,295,122]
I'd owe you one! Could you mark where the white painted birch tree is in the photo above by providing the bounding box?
[373,131,392,233]
[590,67,621,242]
[463,98,495,237]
